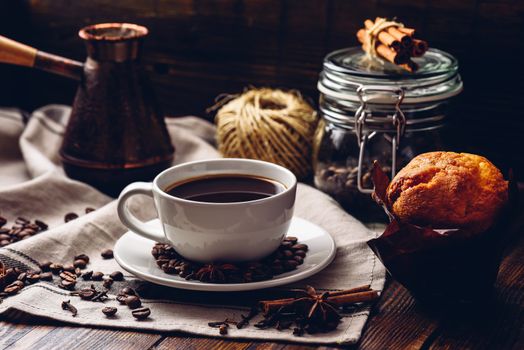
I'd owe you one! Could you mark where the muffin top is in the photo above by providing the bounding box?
[386,152,508,234]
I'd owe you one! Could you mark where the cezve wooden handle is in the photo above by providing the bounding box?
[0,35,37,67]
[0,34,83,80]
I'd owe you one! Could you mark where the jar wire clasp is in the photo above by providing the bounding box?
[355,86,406,193]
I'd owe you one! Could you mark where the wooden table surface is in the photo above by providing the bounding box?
[1,195,523,350]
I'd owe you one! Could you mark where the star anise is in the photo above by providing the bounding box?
[258,285,380,335]
[195,264,241,283]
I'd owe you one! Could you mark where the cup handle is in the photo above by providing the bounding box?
[117,182,169,243]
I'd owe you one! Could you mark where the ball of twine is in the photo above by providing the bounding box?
[215,88,318,179]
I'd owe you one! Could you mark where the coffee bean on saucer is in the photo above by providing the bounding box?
[294,250,306,258]
[294,256,304,265]
[110,271,124,281]
[85,208,95,214]
[91,272,104,281]
[102,306,117,317]
[284,236,298,244]
[64,213,78,222]
[132,307,150,320]
[101,249,113,259]
[291,244,308,251]
[125,295,142,309]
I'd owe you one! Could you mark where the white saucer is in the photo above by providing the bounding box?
[114,217,336,292]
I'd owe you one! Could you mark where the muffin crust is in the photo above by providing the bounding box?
[386,152,508,233]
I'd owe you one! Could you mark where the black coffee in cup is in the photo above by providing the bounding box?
[165,174,286,203]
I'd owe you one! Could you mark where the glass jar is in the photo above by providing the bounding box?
[313,47,463,220]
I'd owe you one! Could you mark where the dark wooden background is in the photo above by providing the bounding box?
[1,0,523,178]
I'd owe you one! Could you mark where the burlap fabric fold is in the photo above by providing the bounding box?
[0,105,385,345]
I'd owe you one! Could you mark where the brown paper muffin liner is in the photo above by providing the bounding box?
[367,162,518,305]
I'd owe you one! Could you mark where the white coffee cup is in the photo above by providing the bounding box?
[117,158,297,262]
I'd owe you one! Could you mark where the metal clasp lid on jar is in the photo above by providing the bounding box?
[354,85,405,193]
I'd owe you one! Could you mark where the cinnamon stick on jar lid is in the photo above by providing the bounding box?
[356,17,428,72]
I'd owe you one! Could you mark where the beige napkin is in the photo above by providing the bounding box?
[0,105,385,345]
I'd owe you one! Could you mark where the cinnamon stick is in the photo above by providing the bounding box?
[387,27,412,47]
[259,285,379,314]
[357,29,408,65]
[398,27,415,36]
[363,20,401,52]
[325,290,380,306]
[411,39,428,57]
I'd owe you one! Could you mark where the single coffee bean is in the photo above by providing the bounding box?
[64,213,78,222]
[116,294,127,304]
[0,216,6,226]
[103,278,114,289]
[219,324,228,335]
[60,271,77,282]
[293,256,304,265]
[125,295,142,309]
[26,273,40,284]
[0,233,9,240]
[120,287,136,296]
[34,220,48,231]
[132,307,150,320]
[91,272,104,281]
[294,250,306,258]
[59,280,76,290]
[85,208,95,214]
[50,263,63,274]
[110,271,124,281]
[75,267,82,277]
[101,249,114,259]
[74,254,90,263]
[291,244,308,251]
[280,241,293,248]
[40,272,53,281]
[81,270,93,280]
[0,240,10,247]
[282,250,293,258]
[79,288,97,300]
[73,259,87,269]
[4,284,21,295]
[102,306,117,317]
[17,272,27,282]
[284,236,298,244]
[63,264,75,273]
[39,261,52,272]
[283,260,299,271]
[15,217,29,224]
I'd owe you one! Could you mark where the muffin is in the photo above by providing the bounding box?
[386,152,508,234]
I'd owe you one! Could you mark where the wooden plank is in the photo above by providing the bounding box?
[3,326,162,350]
[155,336,252,350]
[357,279,441,349]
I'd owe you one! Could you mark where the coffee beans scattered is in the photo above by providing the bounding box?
[0,216,48,247]
[102,306,117,317]
[152,237,309,284]
[101,249,114,259]
[131,307,151,320]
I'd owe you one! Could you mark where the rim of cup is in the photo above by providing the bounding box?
[152,158,297,206]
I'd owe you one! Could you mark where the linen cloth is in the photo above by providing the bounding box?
[0,105,385,345]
